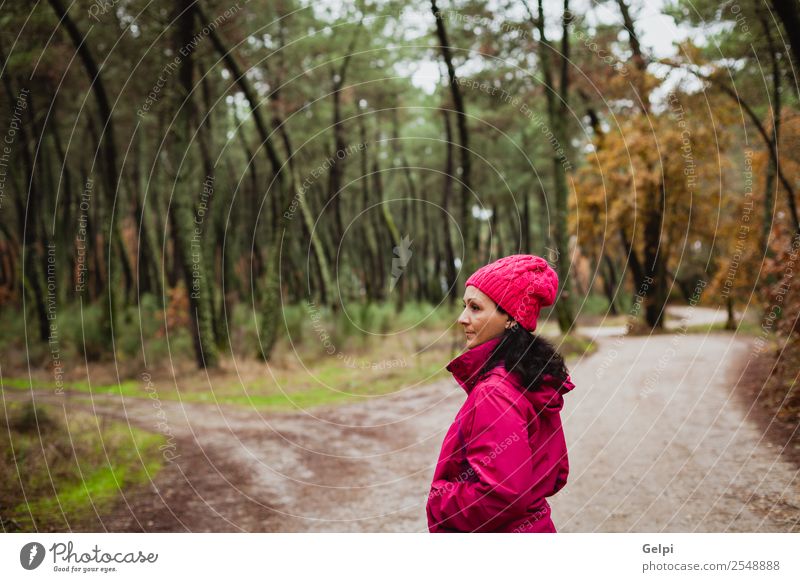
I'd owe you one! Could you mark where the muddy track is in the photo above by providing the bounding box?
[9,315,800,532]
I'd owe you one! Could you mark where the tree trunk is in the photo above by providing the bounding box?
[602,254,620,315]
[326,23,361,254]
[522,189,531,251]
[531,0,576,332]
[0,62,49,342]
[357,111,380,302]
[770,0,800,95]
[725,295,737,331]
[193,1,292,359]
[372,132,402,310]
[642,184,667,328]
[47,0,126,341]
[439,106,458,304]
[169,0,219,368]
[265,56,336,308]
[616,0,650,114]
[759,8,782,254]
[132,127,162,298]
[431,0,473,279]
[231,107,264,290]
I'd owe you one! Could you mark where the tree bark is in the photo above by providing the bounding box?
[770,0,800,93]
[169,0,219,368]
[193,1,293,359]
[263,53,336,308]
[758,7,782,254]
[616,0,650,114]
[357,111,380,302]
[642,183,667,328]
[372,128,404,311]
[439,106,458,303]
[602,254,620,315]
[47,0,128,340]
[327,24,361,250]
[431,0,473,278]
[527,0,576,332]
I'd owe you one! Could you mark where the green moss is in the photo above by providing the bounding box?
[70,379,143,397]
[557,334,597,359]
[2,403,164,532]
[3,378,149,398]
[2,332,586,412]
[192,358,450,412]
[1,377,45,390]
[12,443,161,530]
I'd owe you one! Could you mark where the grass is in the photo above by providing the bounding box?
[2,297,597,413]
[558,333,598,359]
[1,400,164,532]
[1,342,454,412]
[3,333,591,412]
[3,333,589,412]
[220,359,451,411]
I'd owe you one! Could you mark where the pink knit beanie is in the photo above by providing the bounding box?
[465,254,559,332]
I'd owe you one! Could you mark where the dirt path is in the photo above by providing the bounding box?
[11,308,800,532]
[551,331,800,532]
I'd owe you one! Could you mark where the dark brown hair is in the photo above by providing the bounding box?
[477,306,569,391]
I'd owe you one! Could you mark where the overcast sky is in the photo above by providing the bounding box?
[397,0,692,93]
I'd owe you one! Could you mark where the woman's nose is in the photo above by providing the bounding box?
[457,308,470,326]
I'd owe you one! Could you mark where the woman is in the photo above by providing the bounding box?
[426,254,575,533]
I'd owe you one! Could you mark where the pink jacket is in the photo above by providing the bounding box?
[426,335,575,532]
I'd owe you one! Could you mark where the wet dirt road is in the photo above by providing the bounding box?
[12,311,800,532]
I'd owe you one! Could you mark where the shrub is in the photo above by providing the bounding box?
[60,302,106,361]
[9,400,56,434]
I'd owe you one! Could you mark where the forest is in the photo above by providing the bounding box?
[1,0,798,367]
[1,0,799,533]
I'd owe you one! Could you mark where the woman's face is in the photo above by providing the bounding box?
[458,286,512,349]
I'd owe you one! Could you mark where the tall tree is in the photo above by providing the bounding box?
[431,0,474,280]
[193,0,317,357]
[524,0,577,331]
[168,0,219,368]
[47,0,131,343]
[770,0,800,91]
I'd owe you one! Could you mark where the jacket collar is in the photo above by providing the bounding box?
[446,335,504,393]
[446,335,576,411]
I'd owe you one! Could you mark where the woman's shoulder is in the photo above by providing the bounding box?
[461,375,534,431]
[481,363,526,388]
[469,367,531,406]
